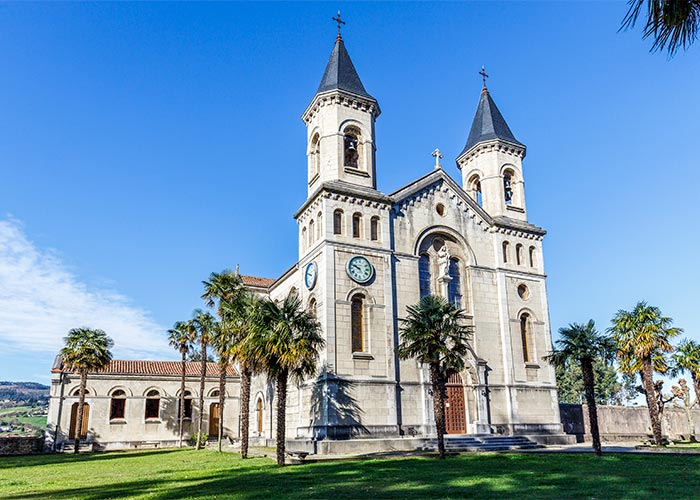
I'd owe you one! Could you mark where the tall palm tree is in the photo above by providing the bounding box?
[396,295,473,459]
[220,292,263,459]
[202,269,246,452]
[252,294,324,466]
[192,309,216,449]
[609,301,682,446]
[168,319,197,448]
[672,338,700,408]
[621,0,700,56]
[544,320,614,456]
[60,327,113,453]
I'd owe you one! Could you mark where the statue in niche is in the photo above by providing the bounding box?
[437,244,451,279]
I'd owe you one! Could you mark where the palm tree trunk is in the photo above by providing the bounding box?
[430,364,447,459]
[218,359,227,452]
[240,364,252,459]
[74,371,87,454]
[641,359,663,446]
[275,370,288,466]
[692,372,700,409]
[178,348,186,448]
[581,357,602,456]
[197,342,207,449]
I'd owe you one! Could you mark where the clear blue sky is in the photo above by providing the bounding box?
[1,2,698,383]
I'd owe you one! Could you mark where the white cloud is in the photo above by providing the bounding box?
[0,217,171,360]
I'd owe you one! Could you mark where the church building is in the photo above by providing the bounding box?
[247,29,566,452]
[47,27,568,453]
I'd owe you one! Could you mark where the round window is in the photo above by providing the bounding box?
[517,284,529,300]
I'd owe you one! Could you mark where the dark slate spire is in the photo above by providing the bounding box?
[316,38,374,100]
[459,88,524,157]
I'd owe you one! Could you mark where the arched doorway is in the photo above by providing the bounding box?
[256,398,264,435]
[444,371,466,434]
[68,402,90,439]
[208,402,220,438]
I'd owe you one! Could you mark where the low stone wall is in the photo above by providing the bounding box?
[560,403,700,442]
[0,436,45,455]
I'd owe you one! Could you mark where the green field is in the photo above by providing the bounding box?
[0,405,46,432]
[0,449,698,499]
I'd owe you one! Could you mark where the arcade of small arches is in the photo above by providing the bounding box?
[465,165,524,208]
[502,241,537,268]
[301,209,382,250]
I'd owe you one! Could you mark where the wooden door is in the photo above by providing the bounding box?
[208,403,220,437]
[68,402,89,439]
[444,371,466,434]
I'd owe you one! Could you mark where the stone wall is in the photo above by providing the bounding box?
[560,403,700,442]
[0,435,45,455]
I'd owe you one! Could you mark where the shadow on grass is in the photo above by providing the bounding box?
[4,451,700,500]
[0,448,183,469]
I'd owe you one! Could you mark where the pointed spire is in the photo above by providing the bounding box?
[316,35,374,100]
[459,86,524,157]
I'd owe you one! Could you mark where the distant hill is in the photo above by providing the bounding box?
[0,382,50,404]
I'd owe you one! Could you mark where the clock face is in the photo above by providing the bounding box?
[346,255,374,284]
[304,262,317,290]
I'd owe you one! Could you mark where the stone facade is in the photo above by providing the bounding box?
[246,35,567,452]
[47,359,240,451]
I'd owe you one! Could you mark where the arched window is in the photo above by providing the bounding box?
[468,174,483,207]
[502,241,510,263]
[256,398,264,434]
[448,258,462,308]
[419,254,431,298]
[110,389,126,420]
[209,389,220,398]
[352,213,362,238]
[529,246,536,268]
[503,170,514,205]
[351,294,364,353]
[343,128,360,169]
[179,390,193,420]
[69,403,89,439]
[520,313,532,362]
[516,244,523,266]
[309,133,320,178]
[370,216,379,241]
[289,287,299,300]
[308,297,317,318]
[308,219,315,246]
[333,209,343,235]
[145,390,160,420]
[317,212,322,240]
[301,227,307,249]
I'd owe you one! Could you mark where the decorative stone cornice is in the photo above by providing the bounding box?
[302,89,380,124]
[456,138,526,170]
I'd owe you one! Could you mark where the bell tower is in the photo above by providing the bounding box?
[456,73,527,221]
[301,21,380,197]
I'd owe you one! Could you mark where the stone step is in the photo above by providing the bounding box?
[421,435,544,452]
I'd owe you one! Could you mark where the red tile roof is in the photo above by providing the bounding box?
[53,360,238,377]
[241,275,275,288]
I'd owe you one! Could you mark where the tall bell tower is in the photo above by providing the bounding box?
[301,17,380,197]
[456,72,528,222]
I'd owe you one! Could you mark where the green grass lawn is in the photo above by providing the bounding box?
[0,449,697,500]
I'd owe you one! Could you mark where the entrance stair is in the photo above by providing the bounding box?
[421,434,543,453]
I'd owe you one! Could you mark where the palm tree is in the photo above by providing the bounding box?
[672,338,700,408]
[396,295,473,459]
[609,301,682,446]
[621,0,700,56]
[202,269,246,452]
[191,309,216,449]
[168,319,197,448]
[60,328,113,453]
[220,292,263,459]
[544,320,614,456]
[252,294,324,466]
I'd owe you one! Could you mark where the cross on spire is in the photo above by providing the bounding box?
[332,11,346,41]
[432,148,443,169]
[479,65,489,92]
